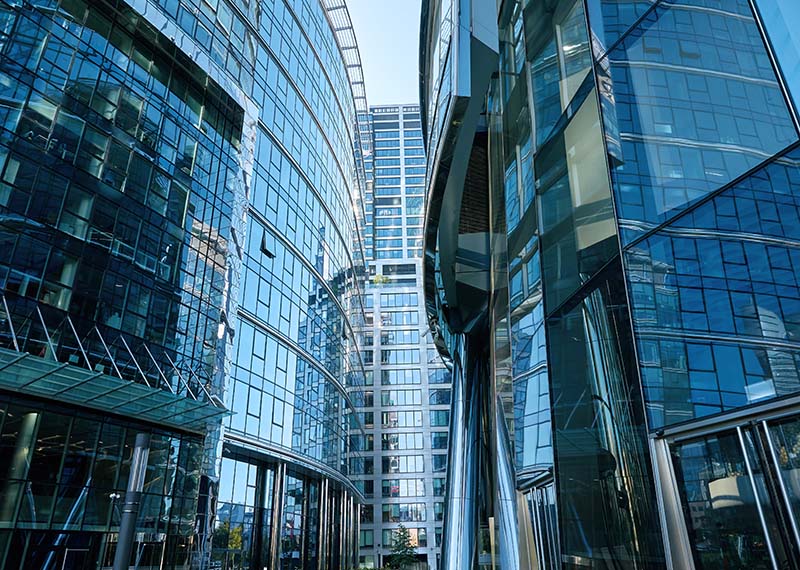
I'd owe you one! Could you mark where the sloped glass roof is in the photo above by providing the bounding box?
[0,347,229,434]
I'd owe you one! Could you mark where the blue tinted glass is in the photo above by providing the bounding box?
[626,147,800,428]
[687,343,713,371]
[754,0,800,115]
[587,0,657,56]
[602,0,798,243]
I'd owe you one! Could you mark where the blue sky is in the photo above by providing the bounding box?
[347,0,422,107]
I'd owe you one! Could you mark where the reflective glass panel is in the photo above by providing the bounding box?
[671,431,773,570]
[754,0,800,115]
[601,0,798,243]
[547,261,664,566]
[767,417,800,530]
[627,148,800,428]
[538,88,618,309]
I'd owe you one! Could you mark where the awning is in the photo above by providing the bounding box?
[0,347,229,434]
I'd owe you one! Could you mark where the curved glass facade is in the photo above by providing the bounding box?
[422,0,800,569]
[0,0,369,566]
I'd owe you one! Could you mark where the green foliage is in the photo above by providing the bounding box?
[386,524,417,570]
[212,521,242,550]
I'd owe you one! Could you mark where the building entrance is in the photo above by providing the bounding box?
[670,416,800,569]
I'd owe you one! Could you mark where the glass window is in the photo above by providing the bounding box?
[381,455,424,474]
[380,390,422,406]
[431,432,448,450]
[382,478,426,498]
[381,411,423,428]
[380,349,420,365]
[381,503,427,523]
[430,389,451,405]
[381,369,422,385]
[628,147,800,427]
[429,369,451,384]
[359,529,374,548]
[430,410,450,427]
[754,0,800,114]
[671,431,775,569]
[381,433,424,451]
[600,0,798,244]
[380,329,420,345]
[382,527,427,548]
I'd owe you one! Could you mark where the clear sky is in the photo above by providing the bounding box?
[347,0,422,107]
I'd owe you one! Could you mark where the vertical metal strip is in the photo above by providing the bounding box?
[2,296,19,352]
[252,463,266,570]
[349,493,356,568]
[495,397,520,570]
[531,491,544,569]
[340,490,346,568]
[317,478,328,570]
[440,334,479,570]
[650,437,695,570]
[737,426,779,570]
[269,462,285,570]
[761,421,800,548]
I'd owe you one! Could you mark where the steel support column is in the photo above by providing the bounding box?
[113,433,150,570]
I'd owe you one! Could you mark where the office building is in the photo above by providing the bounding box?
[0,0,369,568]
[351,104,451,570]
[420,0,800,569]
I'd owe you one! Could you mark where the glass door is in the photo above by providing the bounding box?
[670,418,800,570]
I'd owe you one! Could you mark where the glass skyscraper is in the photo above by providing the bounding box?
[420,0,800,569]
[0,0,369,568]
[350,104,452,570]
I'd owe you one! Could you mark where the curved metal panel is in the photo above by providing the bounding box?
[440,334,480,570]
[495,395,520,570]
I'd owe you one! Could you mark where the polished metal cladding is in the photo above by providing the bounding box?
[440,335,480,570]
[495,399,520,570]
[517,491,538,570]
[650,438,695,570]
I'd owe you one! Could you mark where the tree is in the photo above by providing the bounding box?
[386,524,417,570]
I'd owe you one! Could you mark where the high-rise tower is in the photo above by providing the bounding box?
[350,104,452,570]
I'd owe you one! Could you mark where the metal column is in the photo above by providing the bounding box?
[113,432,150,570]
[269,462,286,570]
[440,334,481,570]
[495,399,520,570]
